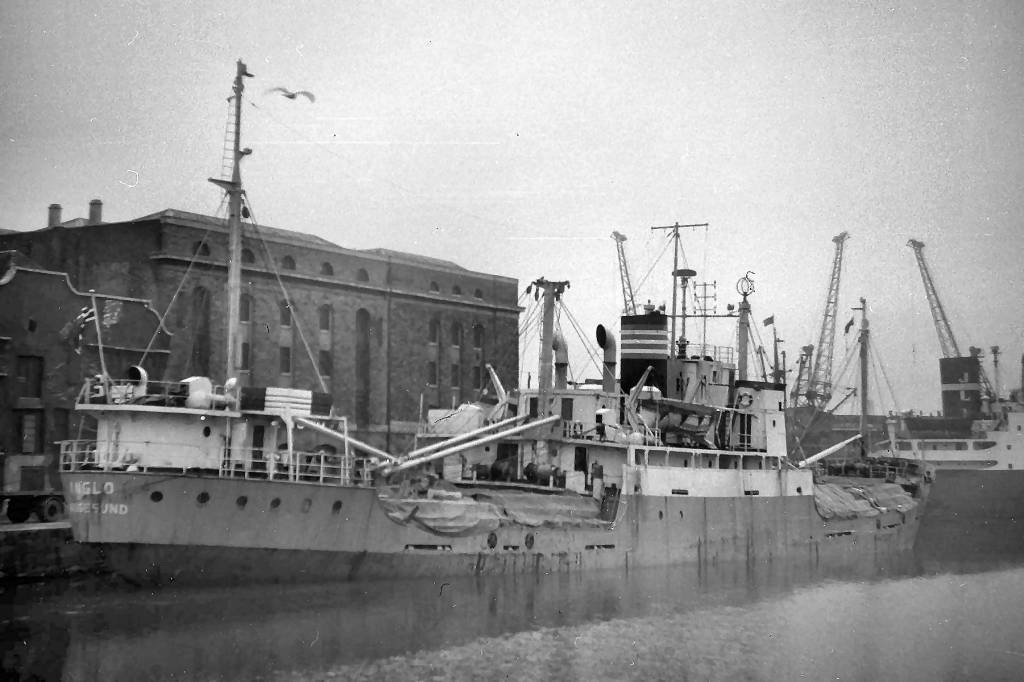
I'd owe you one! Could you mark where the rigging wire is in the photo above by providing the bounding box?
[138,195,229,368]
[869,339,901,414]
[242,195,328,393]
[558,301,602,381]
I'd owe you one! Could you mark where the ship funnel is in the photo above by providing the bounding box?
[127,365,148,396]
[596,324,617,393]
[553,331,568,390]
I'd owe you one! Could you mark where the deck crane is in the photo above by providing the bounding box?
[800,232,850,407]
[907,238,994,397]
[612,231,637,315]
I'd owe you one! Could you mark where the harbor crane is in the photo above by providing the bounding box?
[793,232,849,407]
[612,231,637,315]
[907,238,994,396]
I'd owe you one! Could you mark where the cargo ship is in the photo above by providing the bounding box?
[57,60,923,586]
[870,352,1024,562]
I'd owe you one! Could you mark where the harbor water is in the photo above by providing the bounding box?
[4,550,1024,681]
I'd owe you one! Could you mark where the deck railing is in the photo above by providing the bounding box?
[59,440,375,487]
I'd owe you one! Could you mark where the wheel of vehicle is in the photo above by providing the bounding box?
[38,496,65,523]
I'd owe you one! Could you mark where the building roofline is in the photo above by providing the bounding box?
[0,255,173,337]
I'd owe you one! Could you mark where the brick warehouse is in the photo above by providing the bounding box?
[0,201,521,451]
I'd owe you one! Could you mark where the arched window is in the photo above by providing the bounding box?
[428,318,440,344]
[355,309,371,425]
[429,281,440,292]
[450,321,462,347]
[357,268,369,282]
[452,285,462,296]
[239,294,253,323]
[473,324,484,349]
[193,241,210,257]
[319,304,331,331]
[474,288,484,299]
[279,300,291,327]
[241,248,256,264]
[321,262,334,276]
[189,286,211,376]
[281,255,296,270]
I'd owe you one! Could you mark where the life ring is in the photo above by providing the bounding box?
[736,390,755,409]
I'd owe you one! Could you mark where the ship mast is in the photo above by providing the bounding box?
[532,277,570,415]
[209,60,253,382]
[855,297,869,456]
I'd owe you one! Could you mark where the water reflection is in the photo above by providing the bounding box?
[3,550,1023,681]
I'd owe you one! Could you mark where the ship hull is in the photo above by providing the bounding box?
[63,471,920,586]
[916,468,1024,567]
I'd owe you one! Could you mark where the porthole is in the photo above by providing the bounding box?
[487,532,498,549]
[525,533,535,549]
[270,497,281,509]
[331,500,343,514]
[197,492,210,505]
[150,491,164,502]
[658,510,664,520]
[202,426,211,437]
[301,499,312,513]
[236,496,248,509]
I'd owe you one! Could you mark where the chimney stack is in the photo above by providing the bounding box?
[88,199,103,225]
[48,203,62,227]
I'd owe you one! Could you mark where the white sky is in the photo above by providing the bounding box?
[2,1,1023,413]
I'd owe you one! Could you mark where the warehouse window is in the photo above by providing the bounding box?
[451,321,462,347]
[241,248,256,264]
[279,301,291,327]
[430,281,440,292]
[429,318,440,344]
[452,285,462,296]
[357,268,369,282]
[281,255,296,270]
[321,262,334,276]
[319,304,332,331]
[279,346,292,375]
[239,294,252,323]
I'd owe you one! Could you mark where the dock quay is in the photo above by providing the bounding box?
[0,521,103,581]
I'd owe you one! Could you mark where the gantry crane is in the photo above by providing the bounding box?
[801,232,850,407]
[612,231,637,315]
[907,238,994,396]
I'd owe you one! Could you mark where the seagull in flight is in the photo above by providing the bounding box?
[266,87,316,102]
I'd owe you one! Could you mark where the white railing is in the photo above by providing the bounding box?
[686,343,736,364]
[59,440,375,487]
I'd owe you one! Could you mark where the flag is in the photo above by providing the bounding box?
[762,315,774,327]
[844,317,855,334]
[102,299,122,328]
[59,305,97,355]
